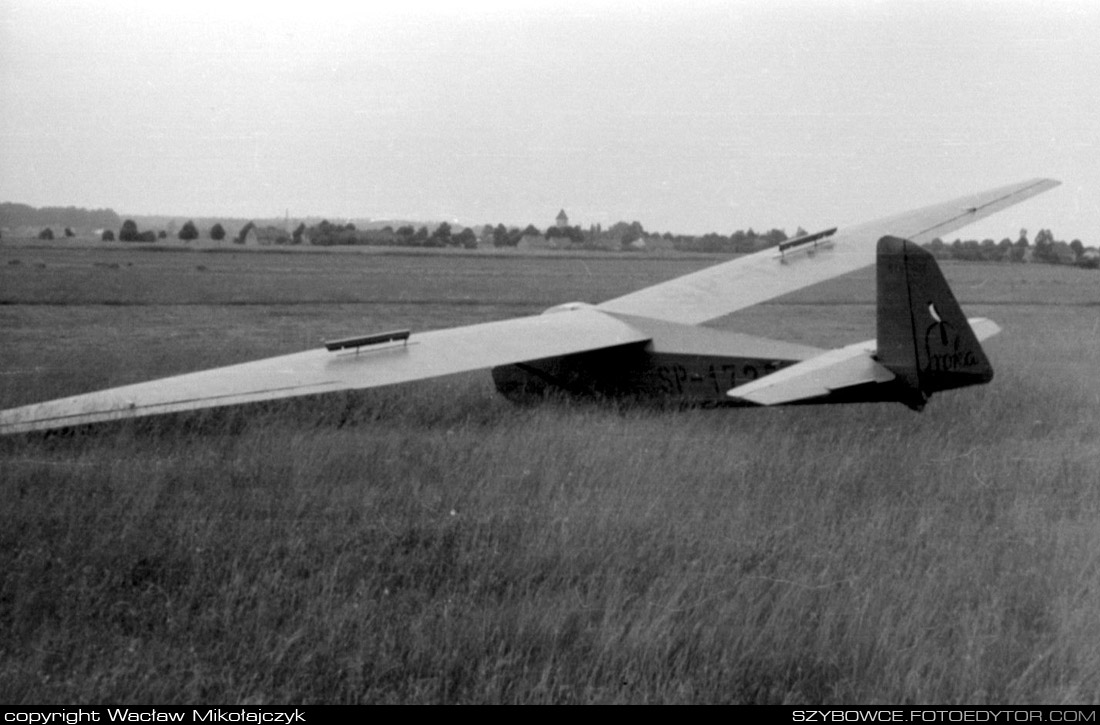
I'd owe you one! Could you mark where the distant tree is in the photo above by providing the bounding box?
[430,221,452,245]
[730,230,754,254]
[506,227,525,246]
[292,223,306,244]
[210,223,226,241]
[1033,228,1056,263]
[63,227,75,238]
[38,228,54,240]
[454,227,477,249]
[492,223,510,247]
[1009,235,1028,262]
[396,225,415,237]
[178,220,199,241]
[101,229,115,241]
[158,230,167,239]
[139,230,157,242]
[759,228,788,249]
[521,224,541,237]
[236,222,254,244]
[1069,239,1084,260]
[952,239,983,262]
[119,219,140,242]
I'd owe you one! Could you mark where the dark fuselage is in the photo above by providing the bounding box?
[492,343,800,406]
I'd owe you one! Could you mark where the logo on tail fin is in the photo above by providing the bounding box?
[923,303,978,374]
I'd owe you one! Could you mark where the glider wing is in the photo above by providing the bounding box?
[597,178,1060,324]
[0,306,648,435]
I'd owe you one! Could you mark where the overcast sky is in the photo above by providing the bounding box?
[1,0,1096,240]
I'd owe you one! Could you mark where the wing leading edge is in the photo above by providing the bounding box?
[0,306,648,435]
[597,178,1060,325]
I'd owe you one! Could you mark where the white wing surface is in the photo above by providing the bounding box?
[0,307,648,435]
[597,178,1060,324]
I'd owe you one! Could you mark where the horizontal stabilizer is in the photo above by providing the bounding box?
[726,315,999,407]
[967,317,1001,342]
[727,341,894,406]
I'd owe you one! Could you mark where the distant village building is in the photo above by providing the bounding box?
[555,209,569,229]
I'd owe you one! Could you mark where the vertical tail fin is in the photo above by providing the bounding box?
[876,236,993,410]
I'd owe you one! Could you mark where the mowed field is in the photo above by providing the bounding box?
[1,245,1098,704]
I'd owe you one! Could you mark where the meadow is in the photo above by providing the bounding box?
[1,244,1098,704]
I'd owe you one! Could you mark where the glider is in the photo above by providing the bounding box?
[0,178,1060,435]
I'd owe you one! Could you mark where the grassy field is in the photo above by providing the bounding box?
[1,245,1098,704]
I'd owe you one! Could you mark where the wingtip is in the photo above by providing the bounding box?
[1028,177,1061,191]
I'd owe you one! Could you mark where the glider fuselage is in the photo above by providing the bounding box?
[492,347,798,405]
[491,307,817,405]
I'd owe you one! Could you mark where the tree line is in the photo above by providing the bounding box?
[304,218,793,253]
[9,203,1095,270]
[925,229,1098,269]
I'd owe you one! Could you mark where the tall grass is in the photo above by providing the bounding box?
[3,366,1098,703]
[2,249,1098,703]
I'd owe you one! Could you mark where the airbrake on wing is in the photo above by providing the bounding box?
[324,329,411,352]
[775,227,837,263]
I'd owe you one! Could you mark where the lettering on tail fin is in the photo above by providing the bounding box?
[923,306,978,374]
[876,236,993,406]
